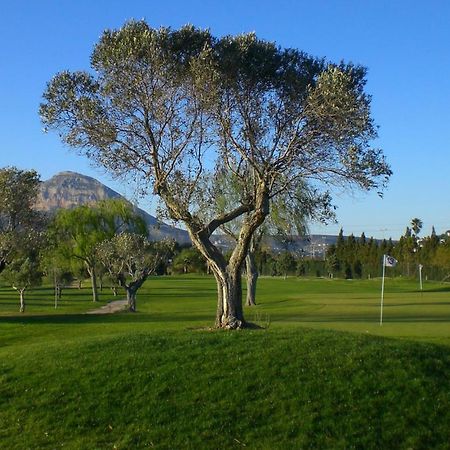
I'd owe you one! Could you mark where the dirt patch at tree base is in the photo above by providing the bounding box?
[86,299,128,314]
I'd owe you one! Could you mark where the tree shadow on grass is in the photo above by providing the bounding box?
[383,302,450,307]
[423,285,450,293]
[0,310,215,325]
[277,313,450,323]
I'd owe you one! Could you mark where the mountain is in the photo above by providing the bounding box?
[36,171,191,244]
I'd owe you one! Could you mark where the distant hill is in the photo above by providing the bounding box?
[35,171,191,244]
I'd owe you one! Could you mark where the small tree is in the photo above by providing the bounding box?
[172,247,207,274]
[41,247,73,308]
[1,232,43,312]
[97,233,174,311]
[276,252,297,279]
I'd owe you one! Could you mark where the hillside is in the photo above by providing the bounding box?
[36,171,191,243]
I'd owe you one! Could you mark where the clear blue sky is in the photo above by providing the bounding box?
[1,0,449,239]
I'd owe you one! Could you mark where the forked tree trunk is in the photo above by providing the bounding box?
[214,267,244,329]
[124,278,146,312]
[245,251,258,306]
[161,180,269,329]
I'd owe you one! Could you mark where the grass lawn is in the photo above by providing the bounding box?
[0,276,449,449]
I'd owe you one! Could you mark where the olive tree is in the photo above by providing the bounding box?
[41,21,391,328]
[1,231,44,312]
[97,233,174,311]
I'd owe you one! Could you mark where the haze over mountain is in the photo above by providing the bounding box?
[36,171,191,244]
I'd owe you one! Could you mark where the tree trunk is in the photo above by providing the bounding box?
[214,266,244,329]
[54,273,58,309]
[126,287,137,312]
[54,285,58,309]
[19,288,26,313]
[87,266,99,302]
[245,251,258,306]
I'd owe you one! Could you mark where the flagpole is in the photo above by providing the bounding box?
[380,254,386,326]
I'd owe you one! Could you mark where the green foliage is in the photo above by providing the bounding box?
[1,255,42,291]
[411,217,423,236]
[1,230,45,311]
[0,167,43,274]
[39,21,391,243]
[52,199,147,262]
[0,167,41,233]
[276,251,297,278]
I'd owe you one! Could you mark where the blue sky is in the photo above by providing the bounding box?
[1,0,449,239]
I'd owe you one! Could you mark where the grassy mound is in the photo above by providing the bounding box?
[1,327,449,449]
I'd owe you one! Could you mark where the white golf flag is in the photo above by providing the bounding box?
[384,255,398,267]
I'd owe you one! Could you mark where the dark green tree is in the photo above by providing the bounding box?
[276,252,297,279]
[411,218,423,237]
[172,247,207,274]
[0,167,42,274]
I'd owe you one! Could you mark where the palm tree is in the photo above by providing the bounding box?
[411,218,423,237]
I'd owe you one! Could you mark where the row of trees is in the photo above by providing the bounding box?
[0,167,176,312]
[325,223,450,280]
[3,167,449,317]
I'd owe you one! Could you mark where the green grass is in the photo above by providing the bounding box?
[0,276,449,449]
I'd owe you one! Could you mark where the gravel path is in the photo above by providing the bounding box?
[86,299,128,314]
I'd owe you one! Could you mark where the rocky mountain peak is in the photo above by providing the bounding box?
[36,171,121,211]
